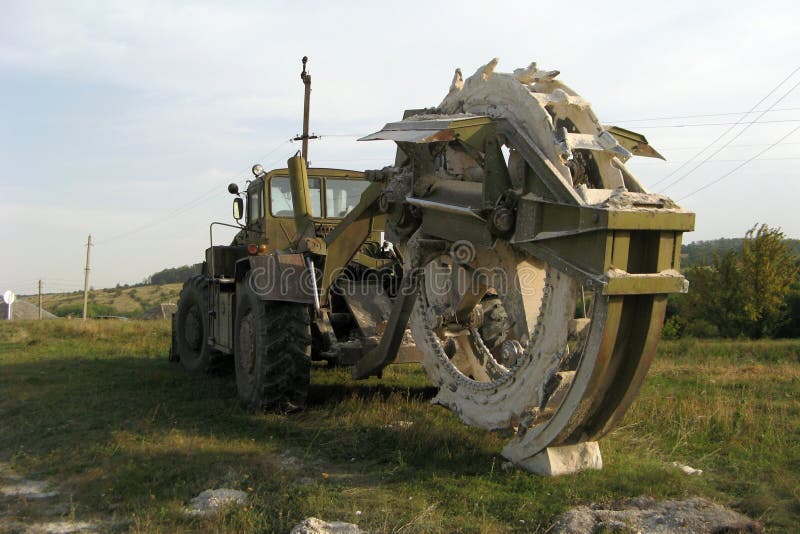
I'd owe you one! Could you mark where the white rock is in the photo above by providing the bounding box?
[183,488,249,516]
[672,462,703,475]
[290,517,365,534]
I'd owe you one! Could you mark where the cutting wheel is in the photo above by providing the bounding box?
[408,232,673,464]
[358,58,694,469]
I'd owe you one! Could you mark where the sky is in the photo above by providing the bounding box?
[1,0,799,295]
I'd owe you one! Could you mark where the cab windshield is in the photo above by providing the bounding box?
[269,176,368,219]
[269,176,322,218]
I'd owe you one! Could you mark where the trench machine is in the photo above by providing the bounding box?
[171,57,694,474]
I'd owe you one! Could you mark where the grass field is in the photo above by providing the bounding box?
[22,284,183,318]
[0,320,798,532]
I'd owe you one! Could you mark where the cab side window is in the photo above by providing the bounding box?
[247,184,264,224]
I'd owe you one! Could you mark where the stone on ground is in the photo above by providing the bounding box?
[550,496,762,533]
[290,517,365,534]
[183,488,249,516]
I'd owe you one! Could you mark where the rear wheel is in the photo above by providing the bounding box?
[234,272,312,412]
[175,275,224,373]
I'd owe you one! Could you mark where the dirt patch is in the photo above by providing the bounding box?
[0,480,59,500]
[0,519,101,533]
[0,463,113,534]
[550,496,761,533]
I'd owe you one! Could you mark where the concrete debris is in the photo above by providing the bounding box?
[672,462,703,475]
[290,517,365,534]
[183,488,249,516]
[0,479,59,499]
[504,442,602,477]
[550,496,762,533]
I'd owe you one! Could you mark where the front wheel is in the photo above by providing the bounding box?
[234,272,312,412]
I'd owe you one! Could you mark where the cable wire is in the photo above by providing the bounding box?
[608,107,800,123]
[94,139,291,244]
[635,119,800,128]
[650,66,800,189]
[677,125,800,202]
[659,74,800,192]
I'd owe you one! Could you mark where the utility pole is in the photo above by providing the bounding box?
[82,234,92,320]
[38,280,42,320]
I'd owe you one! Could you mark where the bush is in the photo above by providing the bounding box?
[661,315,685,340]
[683,319,719,338]
[53,302,116,318]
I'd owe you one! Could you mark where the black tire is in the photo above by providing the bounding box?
[175,275,224,373]
[234,272,312,412]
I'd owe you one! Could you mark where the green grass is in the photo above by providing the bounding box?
[1,321,798,532]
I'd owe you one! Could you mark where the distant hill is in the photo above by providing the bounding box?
[23,283,183,319]
[682,238,800,267]
[144,263,202,285]
[16,263,201,319]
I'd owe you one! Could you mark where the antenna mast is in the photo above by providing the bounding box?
[293,56,318,162]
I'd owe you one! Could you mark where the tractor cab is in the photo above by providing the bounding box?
[248,167,373,250]
[230,166,389,269]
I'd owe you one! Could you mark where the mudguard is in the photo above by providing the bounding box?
[234,253,316,305]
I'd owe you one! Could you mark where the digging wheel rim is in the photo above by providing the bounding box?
[408,233,611,460]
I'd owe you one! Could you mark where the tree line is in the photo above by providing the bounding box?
[664,224,800,339]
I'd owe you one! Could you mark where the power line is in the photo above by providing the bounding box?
[660,73,800,192]
[608,107,800,123]
[634,119,800,129]
[677,125,800,202]
[657,141,800,151]
[94,139,292,244]
[94,185,220,244]
[650,65,800,189]
[654,156,800,164]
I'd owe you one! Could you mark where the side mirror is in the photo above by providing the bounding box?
[228,183,240,195]
[233,197,244,221]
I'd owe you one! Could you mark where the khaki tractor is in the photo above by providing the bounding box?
[171,57,694,475]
